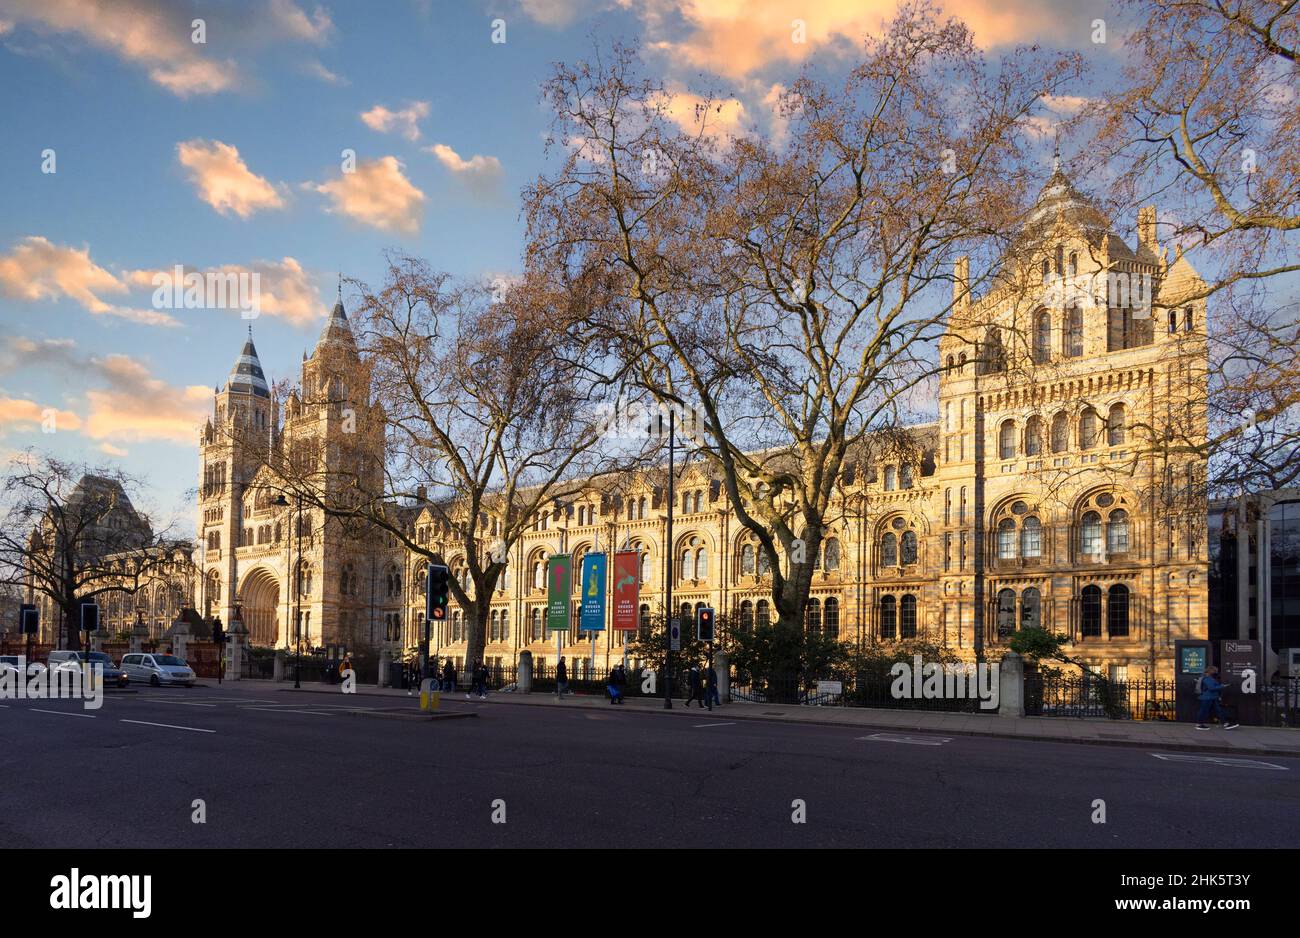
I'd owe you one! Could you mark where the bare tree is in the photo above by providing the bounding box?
[0,452,191,650]
[249,255,648,670]
[525,9,1081,657]
[1083,0,1300,496]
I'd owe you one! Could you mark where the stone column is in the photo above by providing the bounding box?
[713,650,730,705]
[378,648,392,687]
[518,650,533,694]
[273,649,285,682]
[171,620,191,662]
[130,618,149,654]
[997,651,1024,717]
[226,620,247,682]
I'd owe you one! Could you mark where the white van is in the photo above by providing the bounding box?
[120,653,196,687]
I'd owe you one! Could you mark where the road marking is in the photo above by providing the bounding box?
[241,706,336,716]
[130,699,218,707]
[1150,753,1288,770]
[120,719,214,734]
[858,732,952,746]
[694,722,736,728]
[29,708,95,718]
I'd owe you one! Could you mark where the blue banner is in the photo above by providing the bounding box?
[579,552,607,632]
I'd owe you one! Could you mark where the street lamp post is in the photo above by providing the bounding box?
[655,406,677,710]
[273,493,303,689]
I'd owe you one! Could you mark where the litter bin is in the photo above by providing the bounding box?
[389,661,405,689]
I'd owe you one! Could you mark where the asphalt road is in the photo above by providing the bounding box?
[2,683,1296,848]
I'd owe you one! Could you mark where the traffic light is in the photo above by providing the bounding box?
[696,606,715,643]
[20,604,38,635]
[426,563,450,622]
[211,619,226,644]
[80,601,99,635]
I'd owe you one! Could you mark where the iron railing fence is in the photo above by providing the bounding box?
[1261,677,1300,728]
[728,669,995,713]
[1023,672,1176,720]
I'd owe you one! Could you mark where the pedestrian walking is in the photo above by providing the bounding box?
[556,657,569,698]
[476,661,489,699]
[1195,666,1239,730]
[607,663,625,704]
[705,660,718,710]
[443,659,457,696]
[684,663,703,708]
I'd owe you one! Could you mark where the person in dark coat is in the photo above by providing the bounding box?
[704,661,718,710]
[684,664,704,708]
[556,657,569,698]
[442,659,456,694]
[607,663,627,704]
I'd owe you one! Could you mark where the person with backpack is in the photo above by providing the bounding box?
[1195,666,1239,730]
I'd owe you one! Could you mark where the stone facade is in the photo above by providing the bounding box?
[195,168,1209,681]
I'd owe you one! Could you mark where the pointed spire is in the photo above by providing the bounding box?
[1052,127,1061,174]
[225,330,270,399]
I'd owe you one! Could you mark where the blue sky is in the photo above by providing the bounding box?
[0,0,1115,531]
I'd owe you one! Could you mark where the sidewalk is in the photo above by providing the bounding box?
[228,678,1300,758]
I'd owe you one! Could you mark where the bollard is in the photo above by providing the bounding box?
[419,678,441,712]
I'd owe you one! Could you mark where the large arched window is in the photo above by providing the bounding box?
[996,588,1016,637]
[680,539,696,581]
[1108,403,1126,446]
[1081,584,1103,636]
[881,532,898,566]
[695,546,709,580]
[900,464,914,489]
[1079,408,1099,450]
[879,595,897,640]
[1021,587,1040,630]
[739,599,754,633]
[756,600,771,629]
[1080,512,1103,556]
[999,420,1017,459]
[1033,310,1051,363]
[900,530,918,565]
[1107,584,1129,637]
[1065,306,1084,357]
[1021,516,1043,558]
[1025,416,1043,456]
[740,543,756,575]
[900,594,918,639]
[884,466,897,491]
[1107,509,1130,554]
[531,606,542,640]
[997,519,1016,560]
[805,598,822,638]
[824,598,840,641]
[1051,413,1069,453]
[823,538,841,571]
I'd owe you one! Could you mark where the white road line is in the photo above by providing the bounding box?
[1150,752,1288,770]
[241,707,336,716]
[129,699,218,707]
[858,732,952,746]
[694,722,736,728]
[120,719,214,734]
[29,708,96,718]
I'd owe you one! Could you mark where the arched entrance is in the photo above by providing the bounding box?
[239,567,282,647]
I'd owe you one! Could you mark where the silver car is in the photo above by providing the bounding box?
[120,653,196,687]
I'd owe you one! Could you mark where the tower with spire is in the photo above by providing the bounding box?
[198,295,387,651]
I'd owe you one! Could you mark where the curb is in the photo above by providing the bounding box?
[267,685,1300,759]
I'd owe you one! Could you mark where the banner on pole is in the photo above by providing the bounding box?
[612,550,639,630]
[547,554,572,631]
[579,552,607,632]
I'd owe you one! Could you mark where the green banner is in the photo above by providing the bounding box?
[547,554,572,631]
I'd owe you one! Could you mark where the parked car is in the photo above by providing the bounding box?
[44,651,129,688]
[120,653,196,687]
